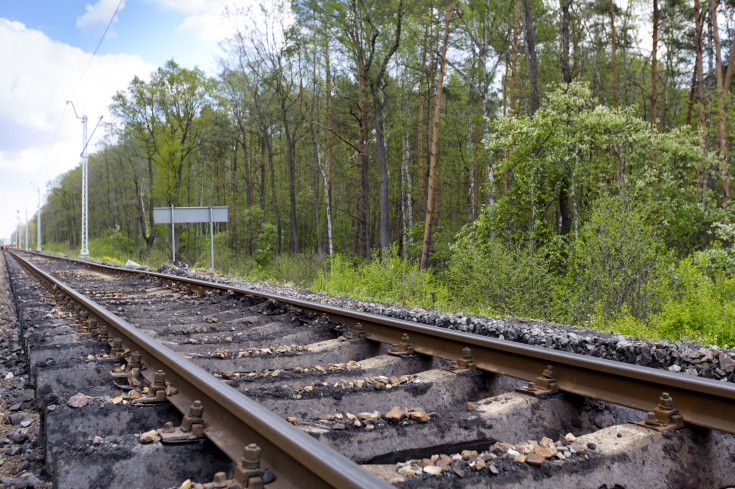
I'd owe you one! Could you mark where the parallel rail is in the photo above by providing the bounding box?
[7,251,393,489]
[11,250,735,445]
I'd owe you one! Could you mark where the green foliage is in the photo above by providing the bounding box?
[255,223,278,266]
[88,227,137,261]
[446,212,562,319]
[593,255,735,348]
[568,193,668,323]
[313,247,447,309]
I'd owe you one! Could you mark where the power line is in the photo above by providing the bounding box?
[70,0,126,98]
[34,0,125,182]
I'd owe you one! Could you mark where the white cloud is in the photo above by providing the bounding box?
[76,0,126,35]
[155,0,267,42]
[0,19,153,238]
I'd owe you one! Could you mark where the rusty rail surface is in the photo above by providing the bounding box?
[7,251,393,489]
[15,250,735,437]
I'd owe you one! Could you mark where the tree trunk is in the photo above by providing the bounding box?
[650,0,658,130]
[357,73,370,258]
[711,0,734,205]
[522,0,540,115]
[511,0,520,115]
[609,0,619,107]
[420,5,452,270]
[324,38,334,256]
[560,0,572,85]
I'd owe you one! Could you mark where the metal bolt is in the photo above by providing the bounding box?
[153,370,167,388]
[128,352,142,369]
[242,443,261,470]
[162,421,175,433]
[189,400,204,418]
[211,472,228,488]
[659,392,674,409]
[543,365,554,378]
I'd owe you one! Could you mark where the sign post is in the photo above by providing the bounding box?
[153,206,228,269]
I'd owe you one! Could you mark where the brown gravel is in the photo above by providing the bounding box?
[0,252,48,488]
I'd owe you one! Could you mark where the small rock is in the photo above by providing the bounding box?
[513,454,526,463]
[92,436,104,445]
[9,402,23,412]
[564,433,577,443]
[540,436,554,447]
[9,430,27,444]
[67,393,89,408]
[139,430,158,444]
[453,467,465,478]
[128,390,141,400]
[179,480,192,489]
[353,419,361,428]
[365,424,374,431]
[488,464,499,475]
[423,466,443,476]
[587,442,597,450]
[532,446,556,458]
[397,465,416,476]
[507,449,520,457]
[474,459,486,471]
[385,406,407,423]
[409,411,429,423]
[466,401,477,411]
[5,372,14,379]
[526,452,546,466]
[436,454,452,467]
[20,420,32,428]
[720,355,735,374]
[286,417,301,426]
[7,413,28,425]
[373,381,386,390]
[332,423,346,430]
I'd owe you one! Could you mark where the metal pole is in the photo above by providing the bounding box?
[209,206,214,270]
[37,188,41,251]
[80,114,89,257]
[17,211,21,250]
[25,210,28,251]
[170,205,175,263]
[67,101,90,258]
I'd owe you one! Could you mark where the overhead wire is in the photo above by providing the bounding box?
[34,0,125,183]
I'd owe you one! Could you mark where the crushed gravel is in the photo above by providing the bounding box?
[0,253,48,488]
[124,261,735,384]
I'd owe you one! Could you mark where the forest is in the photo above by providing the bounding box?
[25,0,735,347]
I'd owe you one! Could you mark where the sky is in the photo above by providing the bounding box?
[0,0,258,242]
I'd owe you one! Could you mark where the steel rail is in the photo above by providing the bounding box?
[7,251,393,489]
[17,251,735,435]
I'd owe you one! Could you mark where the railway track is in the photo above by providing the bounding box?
[3,249,735,489]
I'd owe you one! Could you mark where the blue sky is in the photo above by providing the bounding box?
[0,0,257,241]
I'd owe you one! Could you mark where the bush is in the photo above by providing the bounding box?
[314,247,447,309]
[568,193,667,323]
[446,213,561,319]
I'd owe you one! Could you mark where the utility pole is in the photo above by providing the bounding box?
[25,209,28,251]
[16,210,21,250]
[33,185,41,251]
[67,101,90,258]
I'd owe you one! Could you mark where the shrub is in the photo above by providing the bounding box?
[568,193,667,323]
[314,247,447,309]
[446,213,561,319]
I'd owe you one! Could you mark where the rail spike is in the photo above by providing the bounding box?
[158,400,206,444]
[516,365,560,397]
[190,443,270,489]
[630,392,685,432]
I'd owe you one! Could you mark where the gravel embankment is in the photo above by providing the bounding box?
[131,261,733,384]
[0,253,48,488]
